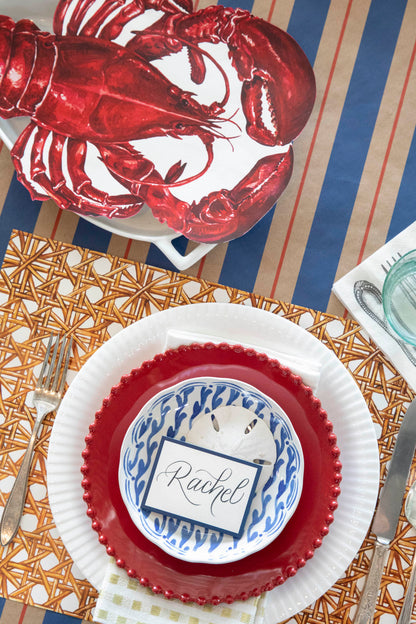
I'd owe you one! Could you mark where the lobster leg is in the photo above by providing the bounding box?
[65,139,145,217]
[54,0,146,37]
[96,114,219,190]
[83,1,149,38]
[64,0,130,37]
[98,0,193,41]
[54,0,192,39]
[97,142,201,192]
[11,123,51,200]
[11,124,143,218]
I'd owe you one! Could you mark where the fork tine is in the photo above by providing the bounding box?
[36,333,58,390]
[44,334,61,389]
[51,335,68,393]
[382,261,391,275]
[58,335,72,395]
[382,255,404,274]
[53,335,73,395]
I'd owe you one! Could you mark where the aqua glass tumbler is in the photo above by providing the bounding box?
[382,249,416,345]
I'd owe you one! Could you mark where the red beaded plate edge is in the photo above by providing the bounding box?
[81,343,342,604]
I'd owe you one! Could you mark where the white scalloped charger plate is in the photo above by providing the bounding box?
[119,377,304,563]
[47,303,379,623]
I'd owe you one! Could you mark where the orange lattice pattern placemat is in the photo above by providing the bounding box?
[0,230,415,623]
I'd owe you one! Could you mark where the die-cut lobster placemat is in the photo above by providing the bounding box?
[0,0,315,244]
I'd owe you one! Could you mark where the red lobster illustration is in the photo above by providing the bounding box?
[0,0,315,243]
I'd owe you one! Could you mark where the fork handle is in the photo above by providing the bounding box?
[0,419,43,547]
[354,540,388,624]
[398,553,416,624]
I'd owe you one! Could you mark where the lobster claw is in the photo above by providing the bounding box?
[143,148,294,243]
[230,16,316,146]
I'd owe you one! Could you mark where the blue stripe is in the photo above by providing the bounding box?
[214,0,329,291]
[292,0,407,310]
[219,207,275,292]
[145,236,189,272]
[72,217,112,253]
[0,597,4,616]
[387,126,416,240]
[218,0,253,11]
[0,174,41,268]
[43,611,81,623]
[287,0,330,66]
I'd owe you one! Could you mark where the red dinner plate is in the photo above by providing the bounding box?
[81,343,341,605]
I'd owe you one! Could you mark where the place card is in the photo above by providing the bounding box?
[141,436,261,537]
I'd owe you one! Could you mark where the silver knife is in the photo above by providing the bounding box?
[354,397,416,624]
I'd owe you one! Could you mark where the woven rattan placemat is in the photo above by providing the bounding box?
[0,230,415,623]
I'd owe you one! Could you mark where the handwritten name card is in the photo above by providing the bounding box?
[142,436,261,537]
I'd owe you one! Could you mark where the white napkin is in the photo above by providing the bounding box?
[93,558,266,624]
[164,329,322,393]
[332,220,416,391]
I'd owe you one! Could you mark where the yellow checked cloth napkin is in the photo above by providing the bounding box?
[93,559,266,624]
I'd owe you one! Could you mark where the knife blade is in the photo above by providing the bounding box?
[354,396,416,624]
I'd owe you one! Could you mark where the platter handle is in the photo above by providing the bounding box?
[155,237,216,271]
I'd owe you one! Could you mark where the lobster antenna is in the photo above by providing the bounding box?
[145,119,243,188]
[215,107,242,134]
[151,141,215,188]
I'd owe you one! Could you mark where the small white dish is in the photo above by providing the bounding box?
[118,376,304,564]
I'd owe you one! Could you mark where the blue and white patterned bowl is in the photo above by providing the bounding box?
[119,377,304,564]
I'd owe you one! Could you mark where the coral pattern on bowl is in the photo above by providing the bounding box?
[119,377,304,564]
[81,343,342,604]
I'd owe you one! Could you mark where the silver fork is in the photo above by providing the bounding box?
[0,333,73,547]
[382,253,416,308]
